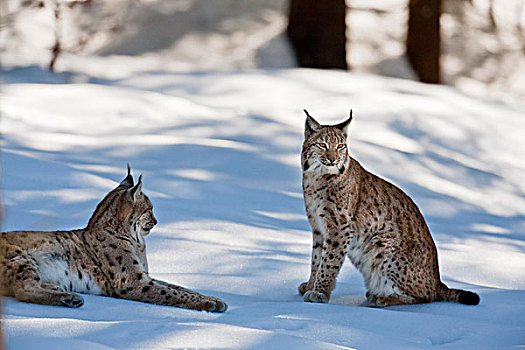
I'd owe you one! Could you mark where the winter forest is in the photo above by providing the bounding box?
[1,0,524,349]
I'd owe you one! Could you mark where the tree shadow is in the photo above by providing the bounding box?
[3,67,525,349]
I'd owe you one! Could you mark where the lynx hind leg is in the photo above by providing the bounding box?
[363,269,430,307]
[40,283,65,292]
[12,277,84,308]
[7,256,84,308]
[365,291,429,307]
[39,283,84,307]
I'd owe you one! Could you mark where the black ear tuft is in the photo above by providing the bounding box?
[127,174,143,202]
[334,110,353,134]
[120,163,134,187]
[303,109,312,118]
[304,109,322,137]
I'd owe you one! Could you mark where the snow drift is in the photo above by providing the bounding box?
[1,67,524,349]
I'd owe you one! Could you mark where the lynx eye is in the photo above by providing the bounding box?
[317,143,328,150]
[337,144,346,150]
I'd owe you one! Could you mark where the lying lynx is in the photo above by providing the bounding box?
[299,110,479,307]
[0,166,227,312]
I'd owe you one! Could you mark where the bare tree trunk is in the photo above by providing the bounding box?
[49,0,62,72]
[287,0,347,69]
[0,144,3,350]
[488,0,497,31]
[406,0,441,83]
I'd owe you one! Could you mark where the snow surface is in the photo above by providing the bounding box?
[1,67,525,349]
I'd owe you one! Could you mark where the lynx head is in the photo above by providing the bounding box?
[87,165,157,243]
[302,110,353,175]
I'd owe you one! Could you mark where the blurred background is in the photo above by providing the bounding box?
[1,0,524,96]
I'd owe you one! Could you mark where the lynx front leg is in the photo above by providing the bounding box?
[123,277,227,313]
[304,227,352,304]
[299,229,323,296]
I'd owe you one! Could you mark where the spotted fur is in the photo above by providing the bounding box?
[0,166,227,312]
[299,110,479,307]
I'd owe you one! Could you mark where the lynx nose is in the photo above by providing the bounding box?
[326,151,338,165]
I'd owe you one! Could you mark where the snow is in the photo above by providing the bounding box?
[2,67,525,349]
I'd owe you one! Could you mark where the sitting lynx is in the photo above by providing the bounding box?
[299,110,479,307]
[0,166,227,312]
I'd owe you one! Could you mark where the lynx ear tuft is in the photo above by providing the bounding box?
[304,109,321,137]
[334,110,353,134]
[120,163,134,187]
[127,174,143,202]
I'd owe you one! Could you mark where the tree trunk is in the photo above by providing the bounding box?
[406,0,441,83]
[49,0,62,72]
[287,0,347,69]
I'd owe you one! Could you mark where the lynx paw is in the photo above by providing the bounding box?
[366,291,386,307]
[201,299,228,313]
[366,297,387,308]
[298,282,311,296]
[304,290,329,303]
[60,293,84,308]
[212,299,228,313]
